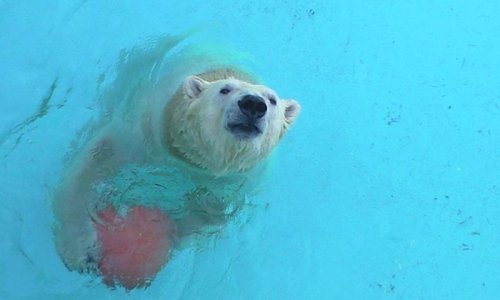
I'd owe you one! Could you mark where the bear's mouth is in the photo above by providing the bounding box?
[227,122,262,139]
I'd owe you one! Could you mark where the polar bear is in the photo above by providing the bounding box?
[52,65,300,286]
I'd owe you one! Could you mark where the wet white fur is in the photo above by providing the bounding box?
[164,74,300,175]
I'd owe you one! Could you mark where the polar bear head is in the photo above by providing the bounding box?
[164,68,300,175]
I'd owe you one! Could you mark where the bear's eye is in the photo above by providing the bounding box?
[269,97,277,106]
[220,88,231,95]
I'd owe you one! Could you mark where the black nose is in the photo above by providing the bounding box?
[238,95,267,119]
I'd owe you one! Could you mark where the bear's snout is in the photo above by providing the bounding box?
[238,95,267,119]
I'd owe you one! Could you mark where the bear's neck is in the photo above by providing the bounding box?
[165,126,271,176]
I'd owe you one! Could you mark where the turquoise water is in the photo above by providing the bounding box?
[1,1,500,299]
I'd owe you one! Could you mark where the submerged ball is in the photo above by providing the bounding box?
[93,205,177,289]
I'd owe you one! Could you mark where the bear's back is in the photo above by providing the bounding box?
[195,68,259,84]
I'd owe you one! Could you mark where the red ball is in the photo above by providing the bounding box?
[93,205,177,289]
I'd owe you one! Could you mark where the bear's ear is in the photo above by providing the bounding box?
[183,76,209,99]
[283,99,301,125]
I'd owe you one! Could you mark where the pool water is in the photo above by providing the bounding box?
[1,1,500,299]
